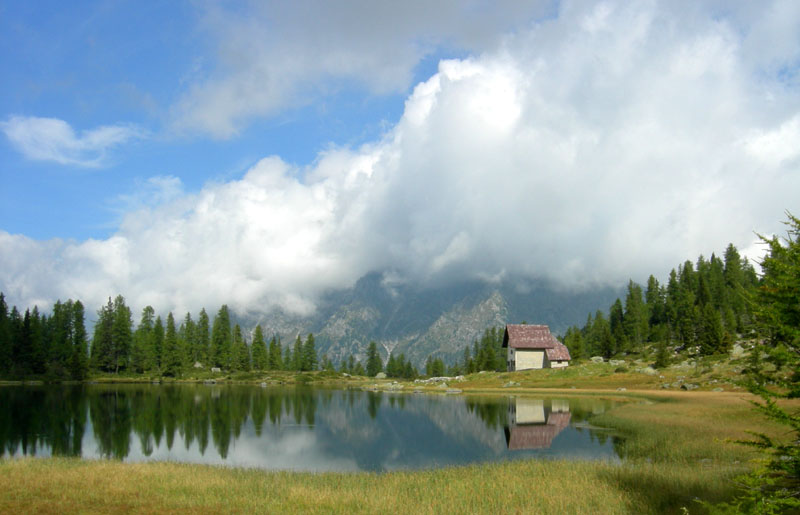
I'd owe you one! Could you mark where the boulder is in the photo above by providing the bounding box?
[193,362,203,369]
[617,387,627,392]
[503,381,521,388]
[609,359,625,366]
[638,366,657,376]
[375,372,387,379]
[590,356,605,363]
[211,367,221,373]
[731,344,745,359]
[680,383,699,391]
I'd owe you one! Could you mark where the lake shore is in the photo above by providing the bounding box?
[3,357,797,513]
[1,372,795,513]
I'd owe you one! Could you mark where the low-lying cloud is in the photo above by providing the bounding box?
[2,1,799,317]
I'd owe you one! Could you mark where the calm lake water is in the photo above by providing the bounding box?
[0,384,622,471]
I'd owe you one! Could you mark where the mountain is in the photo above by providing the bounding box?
[246,272,621,367]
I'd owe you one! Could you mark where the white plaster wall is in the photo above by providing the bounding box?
[516,350,544,370]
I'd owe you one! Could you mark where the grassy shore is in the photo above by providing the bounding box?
[1,384,795,514]
[2,353,796,513]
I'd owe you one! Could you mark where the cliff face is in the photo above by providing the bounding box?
[244,272,620,367]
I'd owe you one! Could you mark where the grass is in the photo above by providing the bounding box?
[0,456,748,514]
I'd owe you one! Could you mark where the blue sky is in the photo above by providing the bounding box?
[0,0,443,240]
[1,1,799,316]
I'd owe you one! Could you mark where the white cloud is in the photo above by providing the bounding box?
[170,0,554,138]
[2,1,800,316]
[1,116,144,167]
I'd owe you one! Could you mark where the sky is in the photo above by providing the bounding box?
[1,0,799,317]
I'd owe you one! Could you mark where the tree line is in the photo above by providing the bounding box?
[561,243,759,364]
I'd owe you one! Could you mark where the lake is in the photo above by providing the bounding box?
[0,384,622,471]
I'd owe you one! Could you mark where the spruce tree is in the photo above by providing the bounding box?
[162,312,180,377]
[131,306,154,373]
[251,325,268,370]
[0,293,10,375]
[292,335,303,371]
[69,301,89,380]
[111,295,133,373]
[231,324,250,372]
[366,341,383,377]
[91,298,114,372]
[302,333,317,371]
[210,305,231,368]
[151,316,164,372]
[267,336,281,370]
[197,308,210,365]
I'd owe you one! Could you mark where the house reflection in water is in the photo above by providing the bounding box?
[504,398,571,450]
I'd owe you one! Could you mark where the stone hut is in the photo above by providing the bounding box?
[502,324,571,371]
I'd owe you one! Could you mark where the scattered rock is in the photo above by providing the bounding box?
[211,367,221,373]
[680,383,699,391]
[375,372,387,379]
[342,373,351,377]
[590,356,605,363]
[617,387,627,392]
[661,383,671,389]
[503,381,521,388]
[193,362,203,369]
[609,359,625,366]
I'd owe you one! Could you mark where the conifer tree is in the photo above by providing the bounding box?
[231,324,250,371]
[0,293,11,375]
[91,298,114,372]
[251,325,268,370]
[162,312,180,377]
[366,341,383,377]
[623,281,647,350]
[69,300,88,380]
[111,295,133,373]
[131,306,154,373]
[179,312,196,368]
[268,336,282,370]
[292,335,303,371]
[197,308,210,365]
[151,316,164,372]
[210,305,231,368]
[302,333,317,371]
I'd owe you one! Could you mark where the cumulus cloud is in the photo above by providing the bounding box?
[2,0,800,316]
[1,116,144,167]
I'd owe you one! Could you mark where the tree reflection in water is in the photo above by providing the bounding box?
[0,385,621,469]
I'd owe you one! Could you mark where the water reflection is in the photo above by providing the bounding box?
[0,385,621,471]
[504,398,571,450]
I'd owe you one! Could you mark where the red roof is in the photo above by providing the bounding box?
[503,324,571,361]
[505,411,572,450]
